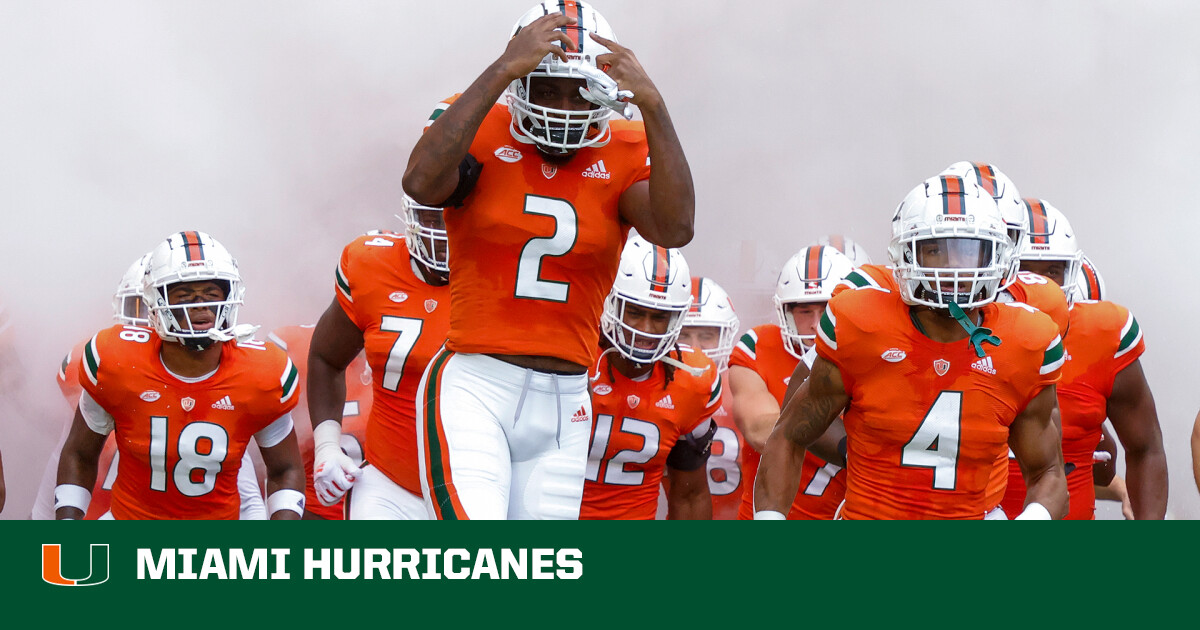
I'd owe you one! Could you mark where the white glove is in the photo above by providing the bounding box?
[571,63,635,120]
[1093,451,1113,462]
[312,420,361,507]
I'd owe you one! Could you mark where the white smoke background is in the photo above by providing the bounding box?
[0,1,1196,518]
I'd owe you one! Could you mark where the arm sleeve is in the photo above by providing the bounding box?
[254,412,295,449]
[78,391,115,435]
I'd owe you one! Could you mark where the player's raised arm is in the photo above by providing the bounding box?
[403,13,576,206]
[1106,359,1167,519]
[307,298,366,508]
[752,356,848,518]
[602,34,694,248]
[55,405,107,519]
[1008,385,1069,519]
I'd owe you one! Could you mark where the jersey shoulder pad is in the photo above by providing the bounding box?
[1074,300,1142,359]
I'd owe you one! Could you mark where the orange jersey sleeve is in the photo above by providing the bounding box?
[79,325,300,520]
[817,289,1062,520]
[54,339,118,519]
[429,97,650,367]
[581,347,719,520]
[730,324,847,520]
[268,324,373,520]
[1003,271,1070,338]
[832,263,898,298]
[1004,299,1145,520]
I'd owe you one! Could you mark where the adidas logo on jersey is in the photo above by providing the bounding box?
[571,406,590,423]
[211,396,236,411]
[582,160,611,180]
[970,356,997,375]
[655,395,675,410]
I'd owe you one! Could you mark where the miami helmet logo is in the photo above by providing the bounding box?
[42,544,109,587]
[933,359,950,376]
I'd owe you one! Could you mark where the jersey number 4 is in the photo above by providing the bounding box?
[515,195,578,303]
[901,391,962,490]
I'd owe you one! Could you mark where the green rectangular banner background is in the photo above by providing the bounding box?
[3,522,1191,625]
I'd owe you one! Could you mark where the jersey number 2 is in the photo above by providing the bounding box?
[515,195,577,303]
[901,391,962,490]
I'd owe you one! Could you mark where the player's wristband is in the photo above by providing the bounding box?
[54,484,92,516]
[267,489,306,517]
[753,510,786,520]
[1014,502,1052,520]
[313,419,343,459]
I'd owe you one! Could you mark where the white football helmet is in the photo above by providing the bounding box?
[506,1,620,155]
[402,194,449,277]
[112,252,152,326]
[601,235,693,364]
[1074,253,1106,302]
[816,234,872,266]
[143,231,249,350]
[1019,198,1083,294]
[683,276,739,372]
[774,245,855,359]
[889,175,1012,309]
[939,161,1026,287]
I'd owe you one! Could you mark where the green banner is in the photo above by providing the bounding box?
[3,522,1192,624]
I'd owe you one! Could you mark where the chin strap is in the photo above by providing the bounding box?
[660,354,710,378]
[206,323,261,344]
[946,302,1001,358]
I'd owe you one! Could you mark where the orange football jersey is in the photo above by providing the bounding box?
[429,95,650,367]
[818,287,1063,520]
[837,263,1070,511]
[78,324,300,520]
[54,339,124,520]
[335,231,451,497]
[707,395,745,520]
[1001,300,1145,519]
[729,324,847,520]
[268,324,373,520]
[581,347,721,520]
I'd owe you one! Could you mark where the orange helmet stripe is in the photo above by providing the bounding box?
[1026,199,1051,244]
[650,246,670,293]
[972,162,999,197]
[559,0,583,50]
[1083,263,1102,300]
[940,176,965,215]
[803,246,824,282]
[180,231,205,262]
[689,277,703,313]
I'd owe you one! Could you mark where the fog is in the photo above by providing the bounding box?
[2,1,1197,518]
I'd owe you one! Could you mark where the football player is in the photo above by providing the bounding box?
[34,254,268,520]
[678,277,742,520]
[306,196,450,519]
[55,231,305,519]
[837,162,1069,516]
[402,1,694,519]
[1001,199,1166,519]
[581,237,718,519]
[729,246,854,519]
[268,324,372,519]
[755,176,1068,520]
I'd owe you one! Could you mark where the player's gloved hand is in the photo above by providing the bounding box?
[571,63,635,120]
[312,420,361,506]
